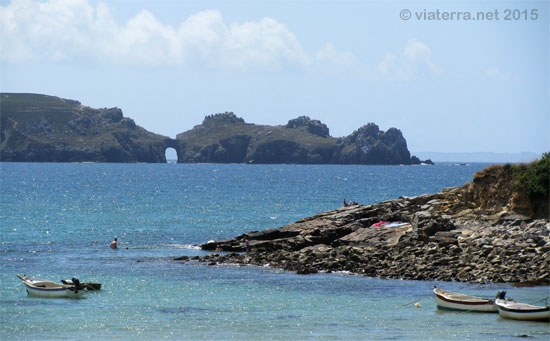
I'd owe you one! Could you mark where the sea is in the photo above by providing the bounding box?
[1,162,548,340]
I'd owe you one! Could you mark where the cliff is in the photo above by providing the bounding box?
[196,158,550,284]
[0,93,429,165]
[176,112,427,165]
[0,93,173,162]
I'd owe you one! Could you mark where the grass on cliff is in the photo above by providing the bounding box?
[1,93,167,148]
[515,152,550,198]
[179,123,336,152]
[492,152,550,199]
[1,93,80,110]
[472,154,549,218]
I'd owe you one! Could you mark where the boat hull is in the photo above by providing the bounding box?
[18,276,87,298]
[23,282,86,298]
[434,288,497,312]
[496,299,550,321]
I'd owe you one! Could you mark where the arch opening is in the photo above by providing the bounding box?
[165,147,177,163]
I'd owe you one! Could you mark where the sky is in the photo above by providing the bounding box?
[1,0,548,157]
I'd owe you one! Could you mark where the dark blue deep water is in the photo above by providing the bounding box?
[1,163,548,340]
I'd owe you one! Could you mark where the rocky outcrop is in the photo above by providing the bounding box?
[286,116,330,138]
[337,124,412,165]
[195,164,549,285]
[1,93,173,162]
[202,112,245,126]
[177,112,428,165]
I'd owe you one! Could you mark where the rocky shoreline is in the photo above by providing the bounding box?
[182,166,549,285]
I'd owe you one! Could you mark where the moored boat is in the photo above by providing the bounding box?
[434,286,505,312]
[17,275,87,298]
[495,298,550,321]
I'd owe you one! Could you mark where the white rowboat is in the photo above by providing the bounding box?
[434,287,503,312]
[18,275,87,298]
[495,299,550,321]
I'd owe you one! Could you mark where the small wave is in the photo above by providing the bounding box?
[160,243,201,250]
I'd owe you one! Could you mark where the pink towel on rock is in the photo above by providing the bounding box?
[372,221,388,227]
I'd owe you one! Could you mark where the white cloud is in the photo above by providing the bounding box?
[403,39,431,60]
[6,0,446,79]
[315,42,356,66]
[0,0,310,69]
[404,39,442,75]
[377,38,443,80]
[226,17,310,69]
[377,52,397,75]
[0,0,97,62]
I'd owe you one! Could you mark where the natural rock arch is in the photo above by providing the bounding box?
[162,139,183,163]
[164,147,177,162]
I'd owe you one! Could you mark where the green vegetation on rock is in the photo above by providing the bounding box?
[1,93,428,165]
[176,112,426,165]
[516,152,550,198]
[471,154,550,218]
[1,93,171,162]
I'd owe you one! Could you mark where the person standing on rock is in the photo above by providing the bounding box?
[243,236,251,252]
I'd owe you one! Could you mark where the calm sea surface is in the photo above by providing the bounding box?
[1,163,548,340]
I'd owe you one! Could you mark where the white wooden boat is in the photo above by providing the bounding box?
[18,275,87,298]
[495,298,550,321]
[434,287,504,312]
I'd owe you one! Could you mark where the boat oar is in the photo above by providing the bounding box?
[529,297,550,306]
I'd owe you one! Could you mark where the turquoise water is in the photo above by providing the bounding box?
[1,163,548,340]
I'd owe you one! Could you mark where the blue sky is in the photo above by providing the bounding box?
[1,0,548,156]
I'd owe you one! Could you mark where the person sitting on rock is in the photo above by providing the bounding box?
[344,199,358,207]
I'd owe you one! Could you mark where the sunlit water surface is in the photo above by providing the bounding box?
[1,163,548,340]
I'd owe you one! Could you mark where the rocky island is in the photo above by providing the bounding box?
[194,156,550,285]
[177,112,430,165]
[0,93,172,162]
[1,93,431,165]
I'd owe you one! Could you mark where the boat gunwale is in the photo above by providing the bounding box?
[22,279,76,290]
[22,282,71,292]
[434,288,495,306]
[495,299,550,314]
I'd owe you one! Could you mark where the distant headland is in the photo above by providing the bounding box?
[0,93,432,165]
